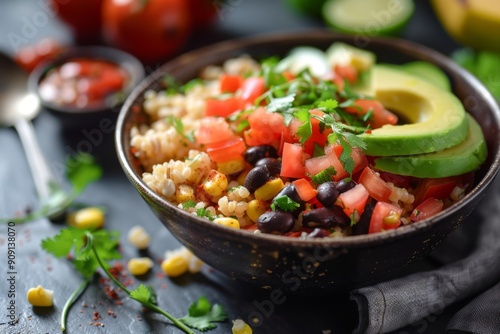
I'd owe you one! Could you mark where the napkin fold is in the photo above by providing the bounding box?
[351,175,500,334]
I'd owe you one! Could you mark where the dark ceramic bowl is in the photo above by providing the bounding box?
[116,31,500,294]
[29,46,144,127]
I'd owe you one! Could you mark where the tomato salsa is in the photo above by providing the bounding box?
[38,57,129,109]
[130,43,486,238]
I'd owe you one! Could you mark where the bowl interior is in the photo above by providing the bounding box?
[116,31,500,291]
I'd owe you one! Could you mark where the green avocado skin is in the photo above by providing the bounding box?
[373,114,487,178]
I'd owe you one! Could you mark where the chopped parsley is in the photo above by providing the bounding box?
[271,195,300,212]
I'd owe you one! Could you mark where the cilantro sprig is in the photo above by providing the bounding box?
[42,228,200,333]
[42,226,227,333]
[167,115,195,142]
[271,195,300,212]
[1,153,102,224]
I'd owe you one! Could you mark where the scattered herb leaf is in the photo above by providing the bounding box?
[180,296,228,331]
[271,195,300,212]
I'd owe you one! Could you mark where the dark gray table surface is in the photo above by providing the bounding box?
[0,1,487,333]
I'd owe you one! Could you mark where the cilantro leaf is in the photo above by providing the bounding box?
[182,200,196,209]
[266,94,295,113]
[67,153,102,194]
[167,115,195,142]
[41,228,87,258]
[271,195,300,212]
[196,207,215,221]
[180,296,227,331]
[293,108,312,143]
[317,99,338,112]
[130,284,158,305]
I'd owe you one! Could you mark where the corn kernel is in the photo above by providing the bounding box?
[218,157,246,175]
[213,217,240,229]
[27,285,54,307]
[254,178,284,201]
[188,256,204,273]
[127,257,154,276]
[175,184,195,203]
[247,199,268,223]
[202,170,228,198]
[127,226,151,250]
[67,207,105,229]
[232,319,253,334]
[161,254,189,277]
[383,211,401,226]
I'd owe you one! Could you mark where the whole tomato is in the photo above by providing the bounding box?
[51,0,103,42]
[102,0,191,64]
[187,0,218,29]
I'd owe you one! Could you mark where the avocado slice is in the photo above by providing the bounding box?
[358,65,469,156]
[399,61,451,92]
[372,114,487,178]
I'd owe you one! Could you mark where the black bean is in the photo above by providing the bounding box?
[336,179,356,193]
[302,206,350,228]
[316,182,339,207]
[244,166,271,193]
[273,184,305,217]
[255,157,281,176]
[244,145,278,165]
[307,228,330,239]
[352,198,375,236]
[257,211,295,234]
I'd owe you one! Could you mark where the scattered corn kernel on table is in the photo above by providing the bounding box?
[0,1,485,333]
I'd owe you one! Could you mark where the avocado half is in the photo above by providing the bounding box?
[358,65,469,157]
[373,114,487,178]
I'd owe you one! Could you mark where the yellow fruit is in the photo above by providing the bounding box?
[431,0,500,52]
[27,285,54,307]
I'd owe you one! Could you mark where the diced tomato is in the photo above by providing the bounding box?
[288,109,331,156]
[196,117,234,144]
[292,178,318,202]
[324,145,368,181]
[369,202,403,234]
[280,143,306,179]
[304,155,332,177]
[282,71,295,81]
[358,167,393,202]
[413,176,460,205]
[244,128,275,146]
[220,74,243,93]
[378,171,412,189]
[240,77,265,104]
[206,136,246,162]
[334,64,358,84]
[344,99,398,129]
[410,197,444,222]
[242,224,258,231]
[336,184,370,218]
[205,97,244,117]
[284,227,314,238]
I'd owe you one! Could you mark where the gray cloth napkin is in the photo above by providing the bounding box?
[351,175,500,334]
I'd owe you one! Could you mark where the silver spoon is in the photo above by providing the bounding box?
[0,53,64,219]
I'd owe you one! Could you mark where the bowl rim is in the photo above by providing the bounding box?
[28,45,145,114]
[116,29,500,248]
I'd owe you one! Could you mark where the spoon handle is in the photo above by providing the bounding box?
[14,118,62,205]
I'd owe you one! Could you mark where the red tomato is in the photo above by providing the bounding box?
[413,176,460,205]
[292,178,318,202]
[280,143,307,179]
[324,145,368,181]
[334,64,358,83]
[244,128,275,146]
[358,167,393,202]
[369,202,403,234]
[102,0,191,64]
[247,107,287,146]
[14,38,65,73]
[187,0,218,29]
[205,97,244,117]
[304,155,332,177]
[51,0,103,42]
[336,184,370,218]
[344,99,398,129]
[240,77,265,104]
[289,109,331,156]
[410,197,444,222]
[220,74,243,93]
[206,137,246,163]
[196,117,233,144]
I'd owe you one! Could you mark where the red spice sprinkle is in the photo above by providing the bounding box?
[115,300,123,305]
[82,302,88,308]
[107,308,117,318]
[122,278,134,287]
[93,311,101,321]
[66,254,74,261]
[160,284,167,289]
[105,286,120,300]
[46,266,52,272]
[99,277,107,285]
[156,272,166,279]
